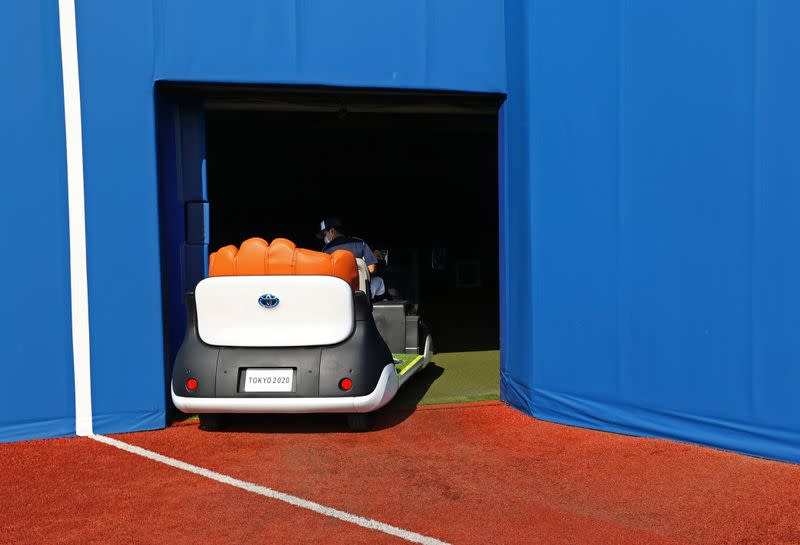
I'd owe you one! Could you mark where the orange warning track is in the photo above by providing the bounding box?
[0,436,409,545]
[3,404,800,545]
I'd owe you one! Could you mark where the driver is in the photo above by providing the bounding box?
[318,218,389,299]
[316,217,378,273]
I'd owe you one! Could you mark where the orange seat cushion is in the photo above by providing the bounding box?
[208,237,359,291]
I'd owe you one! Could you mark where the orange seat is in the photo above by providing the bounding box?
[208,237,359,291]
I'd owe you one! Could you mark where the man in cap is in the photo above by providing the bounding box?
[317,217,378,274]
[317,217,388,299]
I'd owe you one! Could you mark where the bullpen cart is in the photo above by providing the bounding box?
[171,237,433,431]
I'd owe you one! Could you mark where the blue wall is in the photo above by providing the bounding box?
[74,1,164,435]
[152,0,505,91]
[5,1,800,463]
[501,0,800,462]
[0,1,75,442]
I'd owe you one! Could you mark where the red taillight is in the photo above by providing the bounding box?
[185,378,198,392]
[339,378,353,391]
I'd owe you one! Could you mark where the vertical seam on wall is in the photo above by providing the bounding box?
[423,0,431,85]
[748,0,758,416]
[58,0,93,436]
[615,0,625,397]
[293,0,302,77]
[151,0,163,79]
[524,0,535,416]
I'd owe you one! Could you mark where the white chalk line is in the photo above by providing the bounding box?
[89,434,451,545]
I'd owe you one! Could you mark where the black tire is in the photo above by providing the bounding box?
[346,413,373,432]
[199,413,227,432]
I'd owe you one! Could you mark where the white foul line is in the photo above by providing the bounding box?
[58,0,93,436]
[89,435,451,545]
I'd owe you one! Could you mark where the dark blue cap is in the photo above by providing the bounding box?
[316,217,343,239]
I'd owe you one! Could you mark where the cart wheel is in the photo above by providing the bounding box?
[346,413,373,432]
[199,413,227,432]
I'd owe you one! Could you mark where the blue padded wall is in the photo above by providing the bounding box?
[75,1,164,434]
[0,1,75,442]
[8,0,798,464]
[152,0,505,92]
[498,0,534,409]
[502,0,800,462]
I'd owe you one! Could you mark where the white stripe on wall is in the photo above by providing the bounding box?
[58,0,93,436]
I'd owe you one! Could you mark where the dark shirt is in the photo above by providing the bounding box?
[322,236,378,266]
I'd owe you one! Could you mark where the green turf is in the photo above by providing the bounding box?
[392,353,422,377]
[389,350,500,407]
[392,353,418,368]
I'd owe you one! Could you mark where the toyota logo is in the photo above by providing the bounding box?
[258,293,280,309]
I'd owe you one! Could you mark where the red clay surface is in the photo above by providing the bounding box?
[3,403,800,545]
[0,435,409,545]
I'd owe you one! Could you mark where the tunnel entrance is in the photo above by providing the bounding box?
[157,85,503,412]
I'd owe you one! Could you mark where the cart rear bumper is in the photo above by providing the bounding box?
[172,363,398,414]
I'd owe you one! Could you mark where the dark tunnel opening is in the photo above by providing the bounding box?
[205,101,500,353]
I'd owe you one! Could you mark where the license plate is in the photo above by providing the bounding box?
[243,368,294,392]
